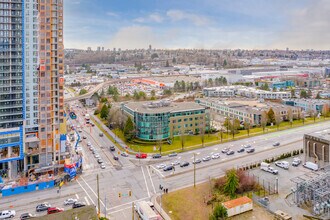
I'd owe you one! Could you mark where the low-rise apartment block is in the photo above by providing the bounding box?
[203,86,291,99]
[196,98,299,126]
[283,99,330,114]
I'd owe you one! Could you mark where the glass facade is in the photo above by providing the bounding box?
[135,112,170,140]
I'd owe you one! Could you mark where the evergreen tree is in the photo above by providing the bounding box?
[267,108,276,124]
[300,89,307,98]
[209,204,228,220]
[224,169,239,198]
[100,104,109,119]
[133,90,140,100]
[124,117,135,141]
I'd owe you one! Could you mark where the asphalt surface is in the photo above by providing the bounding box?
[1,91,330,219]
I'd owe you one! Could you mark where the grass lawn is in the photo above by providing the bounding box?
[162,182,213,220]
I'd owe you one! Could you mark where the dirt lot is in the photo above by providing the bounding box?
[162,182,273,220]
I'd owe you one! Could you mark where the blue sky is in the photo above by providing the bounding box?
[64,0,330,50]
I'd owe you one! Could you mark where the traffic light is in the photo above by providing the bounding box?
[129,190,132,197]
[119,192,122,198]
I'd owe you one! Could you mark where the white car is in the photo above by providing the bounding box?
[275,161,289,170]
[94,154,100,159]
[202,156,211,161]
[64,198,77,206]
[211,153,220,159]
[244,144,252,148]
[156,164,166,169]
[87,142,91,146]
[0,210,15,219]
[100,163,106,169]
[171,160,180,166]
[121,152,129,157]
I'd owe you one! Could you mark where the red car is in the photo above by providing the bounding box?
[47,207,64,215]
[136,153,147,159]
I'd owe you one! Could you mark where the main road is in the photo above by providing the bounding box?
[1,95,329,219]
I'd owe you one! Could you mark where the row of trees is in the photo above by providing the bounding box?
[173,80,201,92]
[204,77,228,88]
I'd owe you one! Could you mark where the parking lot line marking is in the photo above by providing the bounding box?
[147,166,156,194]
[84,196,90,205]
[141,166,150,198]
[76,194,79,200]
[77,179,95,206]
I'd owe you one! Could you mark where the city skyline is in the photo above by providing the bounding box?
[64,0,330,50]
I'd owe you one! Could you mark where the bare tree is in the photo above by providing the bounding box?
[180,129,186,151]
[260,111,268,133]
[200,126,205,147]
[275,114,282,131]
[322,104,329,120]
[287,108,293,127]
[243,120,250,137]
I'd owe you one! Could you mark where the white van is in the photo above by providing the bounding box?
[303,161,318,171]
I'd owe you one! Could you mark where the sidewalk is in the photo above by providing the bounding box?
[151,194,172,220]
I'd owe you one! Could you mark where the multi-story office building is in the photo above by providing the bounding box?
[0,0,64,178]
[0,0,25,178]
[38,0,65,166]
[122,100,206,141]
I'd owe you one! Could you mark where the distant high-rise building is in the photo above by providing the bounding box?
[87,47,92,51]
[101,47,104,51]
[97,46,101,52]
[38,0,65,167]
[149,45,152,50]
[325,67,330,78]
[113,48,116,52]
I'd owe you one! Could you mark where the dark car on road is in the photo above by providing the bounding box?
[152,154,162,159]
[273,142,280,147]
[110,146,115,151]
[246,148,255,153]
[237,148,245,153]
[99,133,104,137]
[36,203,51,212]
[163,165,174,172]
[113,156,119,161]
[72,202,86,209]
[180,162,190,167]
[168,152,178,157]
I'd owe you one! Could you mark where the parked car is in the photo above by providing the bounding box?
[192,159,202,164]
[110,146,115,151]
[237,148,245,153]
[82,136,87,139]
[0,210,15,219]
[303,161,318,171]
[292,158,302,167]
[113,156,119,161]
[100,163,106,169]
[136,153,147,159]
[64,198,77,205]
[156,164,166,169]
[121,152,129,157]
[152,154,162,159]
[202,156,211,162]
[171,161,180,166]
[20,213,35,219]
[163,165,174,172]
[226,150,235,155]
[168,152,178,157]
[97,158,103,164]
[260,162,278,175]
[99,133,104,137]
[273,142,280,147]
[221,148,230,153]
[87,142,91,146]
[180,162,190,167]
[36,203,51,212]
[94,154,100,159]
[275,161,289,170]
[211,153,221,159]
[47,207,63,215]
[72,202,86,209]
[246,148,255,153]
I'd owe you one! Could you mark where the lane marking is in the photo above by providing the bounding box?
[84,196,90,205]
[149,165,165,178]
[146,166,156,194]
[80,176,106,207]
[76,179,95,206]
[107,197,149,211]
[141,166,150,198]
[76,194,79,200]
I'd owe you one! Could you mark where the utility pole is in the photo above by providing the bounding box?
[97,174,100,217]
[132,202,135,220]
[104,195,107,218]
[194,153,196,188]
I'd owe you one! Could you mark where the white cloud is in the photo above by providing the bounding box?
[106,11,118,17]
[166,10,210,26]
[108,26,164,49]
[133,13,164,23]
[272,0,330,50]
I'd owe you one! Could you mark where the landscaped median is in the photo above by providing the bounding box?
[95,113,330,154]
